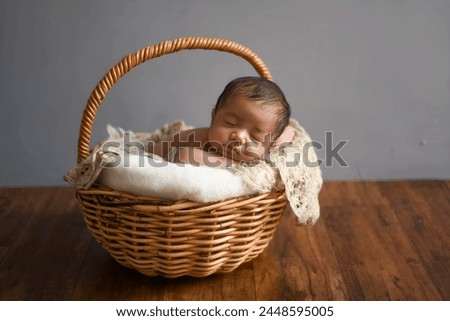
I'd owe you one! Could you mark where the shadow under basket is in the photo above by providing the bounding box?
[73,37,287,278]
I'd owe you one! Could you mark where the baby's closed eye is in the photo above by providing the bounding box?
[224,120,236,127]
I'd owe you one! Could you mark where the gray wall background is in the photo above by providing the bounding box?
[1,0,449,187]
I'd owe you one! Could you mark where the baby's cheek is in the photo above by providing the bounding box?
[208,128,223,144]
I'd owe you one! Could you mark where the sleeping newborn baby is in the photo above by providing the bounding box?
[152,76,295,167]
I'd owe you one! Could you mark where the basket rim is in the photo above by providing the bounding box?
[77,183,286,211]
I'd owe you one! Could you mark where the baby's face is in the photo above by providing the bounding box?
[208,95,278,163]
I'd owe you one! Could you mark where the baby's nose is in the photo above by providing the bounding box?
[230,131,247,144]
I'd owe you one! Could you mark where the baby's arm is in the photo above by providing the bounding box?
[176,147,236,168]
[150,128,209,159]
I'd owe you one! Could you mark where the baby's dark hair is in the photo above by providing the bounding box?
[215,76,291,140]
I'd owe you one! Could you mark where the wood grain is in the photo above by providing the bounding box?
[0,181,448,300]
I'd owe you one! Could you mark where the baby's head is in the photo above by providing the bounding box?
[214,76,291,140]
[208,76,291,162]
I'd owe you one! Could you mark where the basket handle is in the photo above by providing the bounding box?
[77,37,273,163]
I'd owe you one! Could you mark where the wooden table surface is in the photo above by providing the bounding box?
[0,181,448,300]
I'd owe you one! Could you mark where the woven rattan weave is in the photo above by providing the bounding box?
[75,37,287,278]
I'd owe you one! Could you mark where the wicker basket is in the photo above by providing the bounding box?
[75,37,287,278]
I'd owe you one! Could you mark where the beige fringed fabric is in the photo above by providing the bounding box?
[65,119,322,225]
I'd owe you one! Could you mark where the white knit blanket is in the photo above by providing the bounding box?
[65,119,322,225]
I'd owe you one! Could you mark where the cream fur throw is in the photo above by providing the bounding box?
[64,119,322,225]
